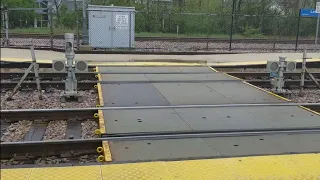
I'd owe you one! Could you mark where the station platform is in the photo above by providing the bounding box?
[2,153,320,180]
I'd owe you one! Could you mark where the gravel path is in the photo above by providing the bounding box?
[81,120,99,139]
[1,89,97,109]
[1,120,32,142]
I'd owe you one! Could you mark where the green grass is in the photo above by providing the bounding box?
[137,32,270,39]
[8,27,76,34]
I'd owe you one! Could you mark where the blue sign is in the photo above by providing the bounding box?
[270,72,278,78]
[300,9,319,17]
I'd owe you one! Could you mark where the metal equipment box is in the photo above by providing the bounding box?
[87,5,135,48]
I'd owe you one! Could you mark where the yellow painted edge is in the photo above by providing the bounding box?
[102,141,112,162]
[299,105,320,116]
[95,66,112,162]
[207,66,219,72]
[96,66,106,134]
[206,58,320,67]
[2,153,320,179]
[209,65,291,101]
[242,81,292,102]
[2,57,319,67]
[0,58,203,66]
[96,67,104,107]
[209,66,319,116]
[97,110,106,134]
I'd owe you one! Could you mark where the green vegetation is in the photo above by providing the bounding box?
[2,0,319,38]
[8,27,75,34]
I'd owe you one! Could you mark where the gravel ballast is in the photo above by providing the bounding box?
[1,155,99,166]
[1,120,32,142]
[1,89,97,109]
[285,89,320,103]
[81,120,99,139]
[43,120,67,140]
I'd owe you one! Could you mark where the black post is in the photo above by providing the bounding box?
[229,0,236,51]
[74,0,79,49]
[49,7,53,50]
[272,17,277,51]
[295,9,301,51]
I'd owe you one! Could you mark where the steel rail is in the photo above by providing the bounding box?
[226,72,320,78]
[1,72,319,80]
[0,62,95,69]
[0,80,318,90]
[2,128,320,159]
[0,72,220,80]
[0,81,96,90]
[2,127,320,146]
[2,103,319,112]
[0,109,97,122]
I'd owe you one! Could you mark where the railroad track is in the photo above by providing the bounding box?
[1,72,319,80]
[2,126,320,161]
[0,33,315,44]
[0,109,100,160]
[0,61,95,70]
[1,109,97,122]
[0,79,319,90]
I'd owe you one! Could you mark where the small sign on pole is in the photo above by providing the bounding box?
[300,9,319,17]
[316,2,320,13]
[315,2,320,49]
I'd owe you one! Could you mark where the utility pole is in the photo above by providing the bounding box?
[82,0,88,45]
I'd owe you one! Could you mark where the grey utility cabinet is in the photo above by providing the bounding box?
[87,5,135,48]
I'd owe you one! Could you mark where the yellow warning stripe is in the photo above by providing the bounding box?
[102,141,112,162]
[1,153,319,179]
[206,58,320,67]
[2,57,319,67]
[0,58,204,66]
[209,66,319,116]
[95,66,112,162]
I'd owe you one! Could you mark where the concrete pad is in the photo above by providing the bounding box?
[99,66,140,72]
[177,67,214,72]
[101,74,149,81]
[152,83,234,105]
[144,73,233,81]
[101,83,170,107]
[108,133,320,162]
[103,109,191,134]
[205,81,285,104]
[174,107,275,130]
[138,67,182,72]
[204,133,320,156]
[249,106,320,128]
[109,138,220,162]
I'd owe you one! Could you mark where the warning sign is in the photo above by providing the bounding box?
[316,2,320,13]
[115,15,128,29]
